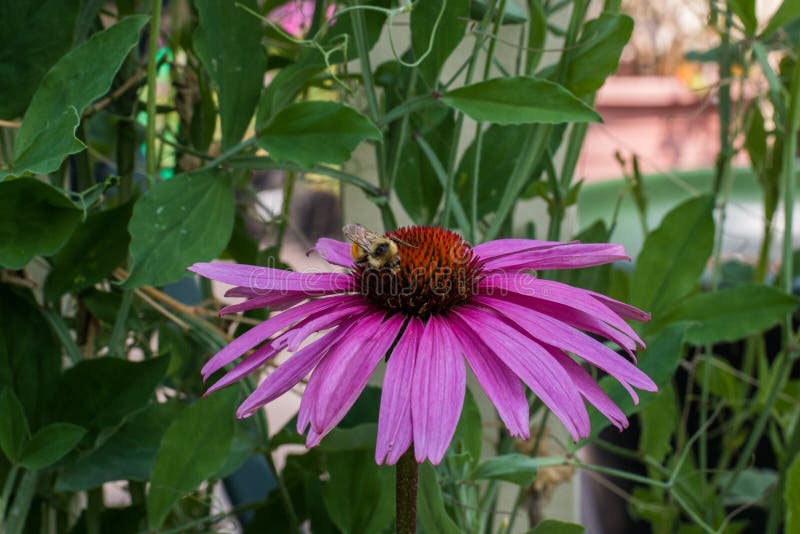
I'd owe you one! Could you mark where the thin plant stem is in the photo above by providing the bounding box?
[442,0,497,228]
[0,464,18,522]
[471,124,483,243]
[265,451,300,533]
[388,69,418,196]
[110,289,134,357]
[86,487,103,534]
[468,0,506,242]
[700,12,733,521]
[350,1,398,231]
[485,0,587,241]
[146,0,162,180]
[396,448,418,534]
[763,41,800,534]
[4,470,38,534]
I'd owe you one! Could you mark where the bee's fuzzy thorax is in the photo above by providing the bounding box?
[355,226,481,317]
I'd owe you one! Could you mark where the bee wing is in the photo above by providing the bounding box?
[343,224,381,251]
[389,236,416,248]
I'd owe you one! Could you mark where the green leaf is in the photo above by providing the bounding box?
[3,108,86,178]
[564,14,633,98]
[441,77,602,125]
[786,453,800,532]
[258,101,381,168]
[453,388,482,466]
[470,0,528,24]
[19,423,86,470]
[318,424,377,452]
[190,72,217,152]
[0,178,81,269]
[194,0,267,149]
[0,286,61,429]
[694,356,744,407]
[45,201,133,299]
[528,519,586,534]
[6,15,148,177]
[124,170,235,287]
[584,325,686,442]
[50,356,170,434]
[718,468,777,506]
[728,0,757,36]
[322,449,394,534]
[411,0,468,86]
[417,462,460,534]
[255,62,324,129]
[0,388,31,463]
[0,0,81,119]
[762,0,800,37]
[639,383,677,464]
[659,285,797,345]
[455,124,530,218]
[147,388,239,530]
[56,401,184,491]
[631,195,714,316]
[471,454,564,486]
[746,103,780,219]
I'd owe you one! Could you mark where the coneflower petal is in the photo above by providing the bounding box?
[201,295,360,379]
[480,243,629,271]
[411,316,466,464]
[447,315,530,439]
[456,307,590,441]
[236,322,357,419]
[308,238,354,268]
[310,313,405,437]
[188,262,353,292]
[474,296,657,399]
[376,318,423,465]
[544,345,629,431]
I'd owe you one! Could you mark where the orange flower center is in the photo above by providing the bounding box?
[355,226,481,316]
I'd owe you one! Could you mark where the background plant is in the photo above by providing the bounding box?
[0,0,798,533]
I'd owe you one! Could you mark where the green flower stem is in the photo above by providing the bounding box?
[0,464,18,523]
[145,0,162,179]
[396,448,418,534]
[699,12,734,521]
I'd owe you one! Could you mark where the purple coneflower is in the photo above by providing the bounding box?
[188,226,656,465]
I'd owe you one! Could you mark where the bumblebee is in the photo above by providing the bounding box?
[343,223,412,273]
